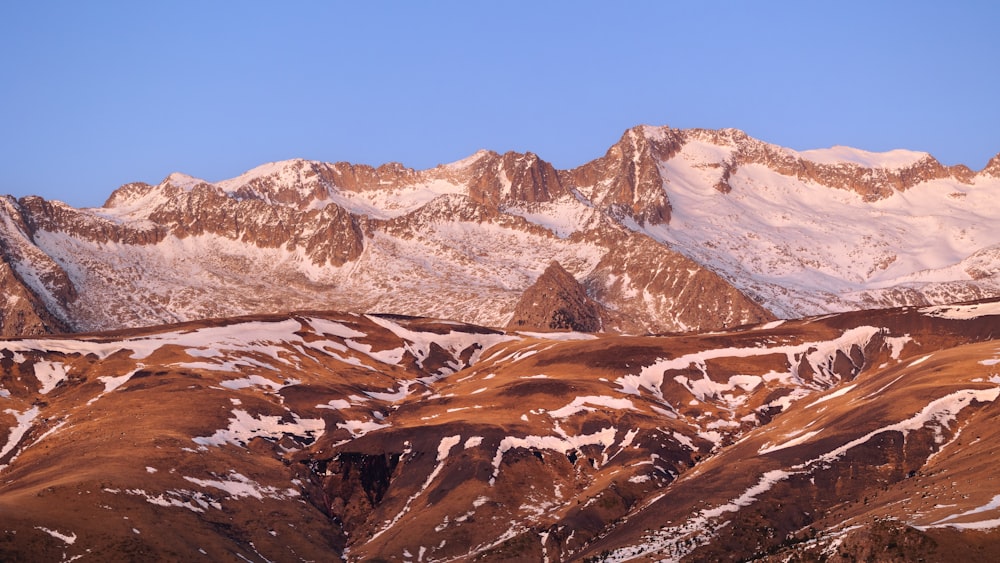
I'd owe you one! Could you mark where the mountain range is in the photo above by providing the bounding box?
[2,125,999,337]
[2,125,1000,561]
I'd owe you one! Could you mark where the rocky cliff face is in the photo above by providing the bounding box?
[0,259,68,335]
[467,151,570,208]
[0,125,997,336]
[564,125,682,225]
[585,233,776,332]
[144,184,364,267]
[0,197,77,334]
[20,195,166,246]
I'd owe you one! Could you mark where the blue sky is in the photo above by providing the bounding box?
[2,1,998,208]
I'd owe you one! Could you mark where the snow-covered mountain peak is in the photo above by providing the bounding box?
[440,149,496,172]
[641,126,941,175]
[795,145,932,169]
[683,126,753,146]
[101,181,183,217]
[213,158,336,208]
[163,171,210,190]
[215,158,313,191]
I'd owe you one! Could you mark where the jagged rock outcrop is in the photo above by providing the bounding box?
[108,182,365,267]
[506,261,606,332]
[20,196,166,246]
[378,194,548,237]
[565,125,682,225]
[0,197,77,329]
[467,151,569,208]
[964,244,1000,281]
[0,259,68,335]
[980,152,1000,178]
[312,161,421,194]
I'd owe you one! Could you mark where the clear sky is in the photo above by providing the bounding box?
[2,1,998,208]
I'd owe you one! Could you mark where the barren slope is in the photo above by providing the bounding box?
[1,300,998,561]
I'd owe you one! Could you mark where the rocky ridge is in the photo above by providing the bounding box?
[686,127,977,201]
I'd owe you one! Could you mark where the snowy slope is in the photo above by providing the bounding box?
[638,127,1000,317]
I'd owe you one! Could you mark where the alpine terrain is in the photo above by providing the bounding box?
[2,125,1000,561]
[1,302,1000,561]
[2,125,1000,337]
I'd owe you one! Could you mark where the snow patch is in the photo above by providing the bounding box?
[616,326,884,403]
[812,387,1000,464]
[795,146,928,169]
[805,384,856,408]
[365,380,415,403]
[702,469,793,518]
[219,375,295,392]
[920,302,1000,320]
[490,426,618,485]
[547,395,636,418]
[316,399,352,410]
[33,361,68,394]
[304,318,368,339]
[193,409,324,448]
[34,526,77,545]
[0,406,40,467]
[184,471,300,500]
[758,430,822,455]
[337,419,390,439]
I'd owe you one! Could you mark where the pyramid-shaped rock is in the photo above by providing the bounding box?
[506,261,604,332]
